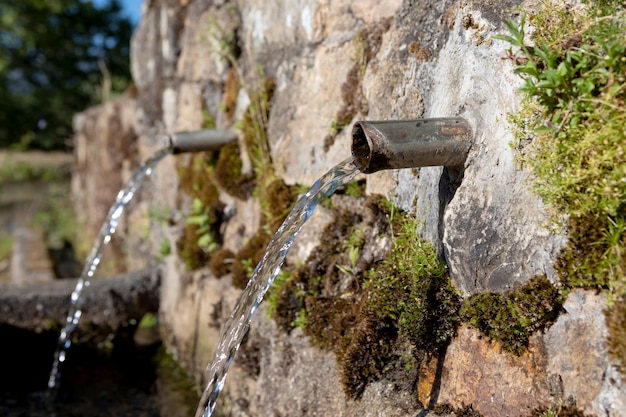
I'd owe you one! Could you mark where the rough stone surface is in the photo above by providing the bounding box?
[10,227,55,285]
[0,268,160,344]
[67,0,626,416]
[72,91,139,274]
[438,325,550,415]
[545,290,626,416]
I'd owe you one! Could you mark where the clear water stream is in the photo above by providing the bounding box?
[195,157,360,417]
[47,148,171,396]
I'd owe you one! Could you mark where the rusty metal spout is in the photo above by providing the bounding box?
[169,129,238,154]
[351,118,472,174]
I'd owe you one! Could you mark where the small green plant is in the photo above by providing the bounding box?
[265,269,291,317]
[291,309,308,329]
[330,120,347,135]
[148,206,172,225]
[186,198,220,253]
[271,196,461,398]
[497,1,626,367]
[343,180,366,198]
[0,231,13,271]
[496,6,626,289]
[158,238,172,258]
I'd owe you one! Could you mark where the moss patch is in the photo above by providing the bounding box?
[433,404,484,417]
[271,195,462,398]
[231,229,271,289]
[324,21,389,151]
[213,141,254,200]
[499,1,626,366]
[528,404,591,417]
[208,247,235,278]
[176,153,224,270]
[461,275,563,355]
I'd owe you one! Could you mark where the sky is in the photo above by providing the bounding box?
[119,0,143,25]
[93,0,143,25]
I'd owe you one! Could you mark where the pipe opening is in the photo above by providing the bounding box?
[351,122,372,172]
[350,118,472,174]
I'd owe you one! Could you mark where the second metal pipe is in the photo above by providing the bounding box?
[169,129,238,154]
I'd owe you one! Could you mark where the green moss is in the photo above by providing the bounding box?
[264,269,291,318]
[323,22,389,151]
[461,275,563,355]
[499,1,626,364]
[153,346,200,416]
[213,141,254,200]
[340,179,366,199]
[176,153,224,270]
[272,196,461,398]
[0,230,11,255]
[201,109,216,129]
[365,216,461,352]
[158,238,171,259]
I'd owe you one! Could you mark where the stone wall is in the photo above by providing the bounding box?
[72,0,625,416]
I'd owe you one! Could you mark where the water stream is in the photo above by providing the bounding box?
[47,148,171,396]
[195,157,360,417]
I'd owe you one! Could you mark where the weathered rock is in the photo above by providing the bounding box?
[437,325,550,415]
[545,289,626,416]
[72,91,139,274]
[10,227,55,285]
[0,268,160,344]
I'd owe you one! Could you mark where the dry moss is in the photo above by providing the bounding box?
[271,195,461,398]
[230,229,271,289]
[222,66,240,126]
[209,247,235,278]
[324,22,389,151]
[239,77,275,177]
[528,404,591,417]
[213,141,254,200]
[607,293,626,372]
[177,223,210,271]
[433,404,484,417]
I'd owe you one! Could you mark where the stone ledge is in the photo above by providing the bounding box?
[0,267,160,344]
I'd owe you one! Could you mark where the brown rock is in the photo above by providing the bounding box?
[437,325,549,416]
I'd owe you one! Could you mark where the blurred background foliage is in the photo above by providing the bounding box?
[0,0,134,151]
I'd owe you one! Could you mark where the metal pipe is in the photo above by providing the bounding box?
[351,118,472,174]
[169,129,238,154]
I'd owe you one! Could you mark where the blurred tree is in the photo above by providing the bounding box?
[0,0,133,150]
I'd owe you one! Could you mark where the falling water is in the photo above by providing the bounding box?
[47,147,171,396]
[195,157,361,417]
